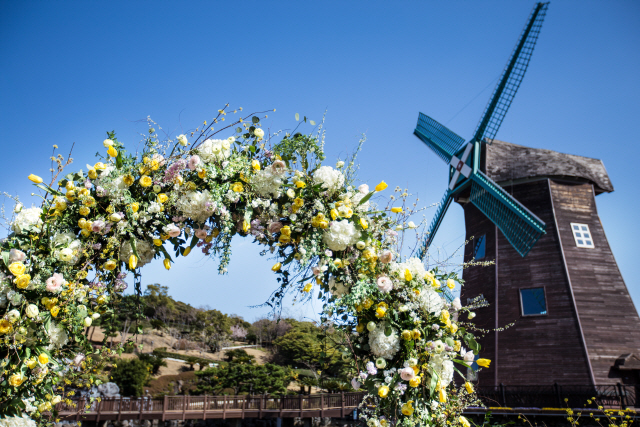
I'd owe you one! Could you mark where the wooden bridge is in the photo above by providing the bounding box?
[57,393,365,422]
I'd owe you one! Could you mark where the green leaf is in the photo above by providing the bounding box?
[130,237,139,258]
[116,150,123,169]
[384,326,392,337]
[358,191,375,206]
[236,127,242,133]
[295,113,300,121]
[1,252,9,267]
[34,183,63,196]
[189,235,199,250]
[310,120,316,126]
[252,116,260,124]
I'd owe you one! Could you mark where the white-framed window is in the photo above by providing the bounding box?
[570,223,595,248]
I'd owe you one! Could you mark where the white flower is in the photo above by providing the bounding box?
[407,221,417,229]
[452,297,462,311]
[328,277,350,298]
[83,317,92,327]
[47,321,69,350]
[103,139,114,148]
[336,161,345,168]
[175,190,215,223]
[251,164,285,197]
[286,189,295,198]
[7,309,20,323]
[418,287,445,314]
[147,201,162,214]
[358,184,369,194]
[313,166,345,194]
[51,232,81,264]
[119,239,155,268]
[197,139,231,163]
[0,414,37,427]
[177,134,188,146]
[254,128,264,138]
[429,354,454,387]
[25,304,39,318]
[377,276,393,293]
[369,324,400,360]
[390,257,427,283]
[351,378,361,390]
[323,219,360,251]
[11,207,43,234]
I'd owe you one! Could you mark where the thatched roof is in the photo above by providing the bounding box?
[484,139,614,194]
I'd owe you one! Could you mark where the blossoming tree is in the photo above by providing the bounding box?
[0,108,488,427]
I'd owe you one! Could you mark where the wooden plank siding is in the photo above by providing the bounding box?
[549,181,640,385]
[459,180,593,386]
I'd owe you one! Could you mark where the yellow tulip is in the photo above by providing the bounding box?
[26,358,37,369]
[391,207,403,213]
[295,181,306,188]
[459,416,471,427]
[38,354,49,365]
[465,382,474,394]
[401,401,414,416]
[242,220,250,233]
[412,329,421,339]
[129,255,138,270]
[28,174,43,184]
[375,181,388,192]
[359,217,368,229]
[153,239,162,246]
[375,307,387,318]
[330,209,338,220]
[404,269,413,282]
[163,259,171,270]
[107,146,118,157]
[447,278,456,289]
[271,262,282,272]
[183,247,191,257]
[94,162,106,170]
[303,283,313,293]
[477,358,491,368]
[378,385,389,398]
[438,387,447,402]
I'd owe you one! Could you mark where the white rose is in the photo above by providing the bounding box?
[336,160,345,168]
[7,309,20,323]
[58,248,74,262]
[254,128,264,139]
[83,317,92,327]
[25,304,39,318]
[103,139,114,148]
[177,134,188,146]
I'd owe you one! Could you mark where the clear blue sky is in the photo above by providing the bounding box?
[1,1,638,322]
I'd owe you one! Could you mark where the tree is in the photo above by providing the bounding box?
[137,353,167,375]
[224,349,255,364]
[230,324,247,341]
[194,363,293,395]
[110,358,151,397]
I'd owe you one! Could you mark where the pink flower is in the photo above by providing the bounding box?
[91,220,105,233]
[9,249,26,263]
[188,155,201,171]
[399,367,416,381]
[377,275,393,293]
[271,160,286,175]
[195,229,208,239]
[164,224,181,238]
[351,378,361,390]
[312,266,322,276]
[379,250,393,264]
[46,273,65,293]
[267,221,283,234]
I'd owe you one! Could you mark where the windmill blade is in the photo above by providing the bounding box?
[415,113,467,163]
[417,189,453,259]
[469,171,546,257]
[473,2,549,144]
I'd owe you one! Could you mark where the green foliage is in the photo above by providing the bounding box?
[224,349,255,364]
[110,358,151,397]
[272,133,325,171]
[194,363,293,395]
[137,353,167,375]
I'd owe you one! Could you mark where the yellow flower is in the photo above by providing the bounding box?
[446,278,456,289]
[362,298,373,309]
[359,217,368,229]
[375,181,388,192]
[65,190,76,201]
[438,387,447,402]
[295,181,306,188]
[330,209,338,220]
[449,323,458,333]
[164,259,171,270]
[80,229,90,237]
[96,295,108,305]
[15,274,31,289]
[303,283,313,293]
[459,416,471,427]
[272,262,282,272]
[153,239,162,246]
[50,306,60,317]
[251,160,261,171]
[8,262,26,276]
[129,255,138,270]
[183,247,191,256]
[409,376,421,388]
[401,401,414,416]
[88,169,97,179]
[26,358,37,369]
[122,174,134,186]
[79,206,90,216]
[280,226,291,236]
[107,146,118,157]
[28,174,43,184]
[185,181,196,191]
[130,202,139,212]
[477,358,491,368]
[157,193,169,204]
[8,373,25,387]
[0,319,12,334]
[375,307,387,318]
[198,169,207,179]
[391,207,403,213]
[440,310,450,323]
[401,330,412,340]
[293,197,304,207]
[231,182,244,192]
[378,385,389,398]
[356,323,365,333]
[83,196,96,207]
[174,175,184,186]
[94,162,106,170]
[465,382,474,394]
[404,269,413,282]
[412,329,421,339]
[38,354,49,365]
[139,176,153,187]
[103,260,117,271]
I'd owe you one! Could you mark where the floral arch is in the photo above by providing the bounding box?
[0,109,487,427]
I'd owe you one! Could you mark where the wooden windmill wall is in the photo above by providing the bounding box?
[459,140,640,386]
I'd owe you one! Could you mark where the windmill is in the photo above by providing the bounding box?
[415,2,549,258]
[414,2,640,388]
